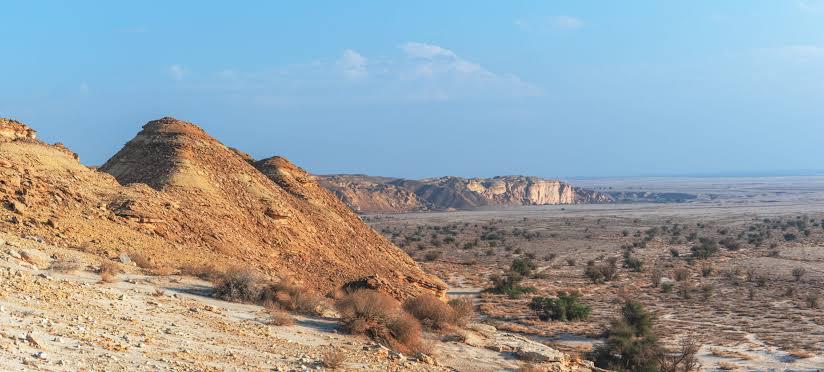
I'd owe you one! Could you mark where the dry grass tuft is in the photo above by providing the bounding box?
[99,261,121,283]
[448,297,474,326]
[128,251,154,269]
[260,280,329,316]
[48,256,84,273]
[266,308,296,326]
[321,349,347,369]
[403,294,456,331]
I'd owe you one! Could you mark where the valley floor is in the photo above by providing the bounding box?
[366,177,824,371]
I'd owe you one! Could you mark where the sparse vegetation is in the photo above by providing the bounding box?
[529,291,591,322]
[335,289,424,353]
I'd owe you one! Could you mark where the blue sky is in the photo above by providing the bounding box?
[2,1,823,178]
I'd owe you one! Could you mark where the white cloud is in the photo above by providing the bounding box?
[401,42,458,60]
[168,65,187,80]
[339,49,368,79]
[193,42,540,105]
[549,16,583,30]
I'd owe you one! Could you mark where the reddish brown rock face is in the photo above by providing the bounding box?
[317,175,612,213]
[0,118,37,142]
[1,117,446,301]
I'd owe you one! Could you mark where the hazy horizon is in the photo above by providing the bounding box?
[3,1,823,179]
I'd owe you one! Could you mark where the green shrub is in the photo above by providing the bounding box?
[691,237,719,259]
[484,272,536,298]
[529,291,591,322]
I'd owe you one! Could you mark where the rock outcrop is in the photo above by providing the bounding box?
[1,117,445,300]
[318,175,612,213]
[0,118,37,142]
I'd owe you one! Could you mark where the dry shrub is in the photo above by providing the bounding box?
[99,261,121,283]
[213,268,262,303]
[128,251,154,269]
[48,256,84,273]
[266,307,296,326]
[335,289,424,353]
[180,262,222,281]
[403,294,455,330]
[321,349,347,369]
[673,267,690,282]
[448,297,474,326]
[260,280,328,316]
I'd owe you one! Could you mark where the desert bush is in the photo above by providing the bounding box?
[403,294,455,330]
[335,290,424,353]
[719,237,740,251]
[213,268,263,303]
[266,308,296,326]
[447,297,474,326]
[99,261,121,283]
[321,349,347,369]
[700,265,713,277]
[128,251,154,269]
[623,256,643,272]
[566,258,577,266]
[423,250,442,261]
[260,280,328,316]
[669,248,680,258]
[792,267,806,282]
[784,233,797,241]
[673,268,689,282]
[585,262,618,284]
[661,282,674,293]
[805,294,819,309]
[650,270,663,287]
[529,291,591,322]
[691,237,719,259]
[590,300,699,371]
[511,257,536,277]
[485,272,535,298]
[701,284,714,300]
[49,256,84,273]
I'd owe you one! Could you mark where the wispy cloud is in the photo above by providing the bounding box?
[168,65,187,80]
[178,43,540,105]
[79,82,89,94]
[339,49,368,80]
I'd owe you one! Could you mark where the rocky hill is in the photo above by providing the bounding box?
[1,117,445,300]
[318,175,612,213]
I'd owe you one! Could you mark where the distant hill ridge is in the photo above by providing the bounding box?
[317,174,612,213]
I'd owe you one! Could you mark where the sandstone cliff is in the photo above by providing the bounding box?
[318,175,612,213]
[1,117,445,300]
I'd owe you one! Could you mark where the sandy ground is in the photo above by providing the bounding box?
[365,176,824,371]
